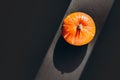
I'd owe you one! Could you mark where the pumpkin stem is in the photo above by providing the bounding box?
[77,24,82,30]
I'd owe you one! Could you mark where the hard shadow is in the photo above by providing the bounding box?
[53,36,88,74]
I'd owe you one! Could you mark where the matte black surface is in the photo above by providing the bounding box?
[2,0,120,80]
[1,0,70,80]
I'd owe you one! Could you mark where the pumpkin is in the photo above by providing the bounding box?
[62,12,96,46]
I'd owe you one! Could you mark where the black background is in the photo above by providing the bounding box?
[1,0,120,80]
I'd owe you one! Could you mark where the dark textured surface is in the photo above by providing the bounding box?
[35,0,114,80]
[1,0,70,80]
[2,0,120,80]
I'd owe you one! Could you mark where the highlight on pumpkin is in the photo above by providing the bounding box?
[62,12,96,46]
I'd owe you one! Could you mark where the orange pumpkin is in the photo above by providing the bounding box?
[62,12,96,46]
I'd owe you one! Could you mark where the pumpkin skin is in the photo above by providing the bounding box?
[62,12,96,46]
